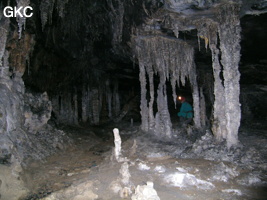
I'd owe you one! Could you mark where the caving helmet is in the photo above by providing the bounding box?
[177,96,185,102]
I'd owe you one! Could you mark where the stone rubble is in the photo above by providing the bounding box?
[131,182,160,200]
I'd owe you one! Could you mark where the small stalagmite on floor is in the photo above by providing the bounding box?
[113,128,122,162]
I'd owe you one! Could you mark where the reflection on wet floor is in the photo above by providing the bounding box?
[21,123,267,200]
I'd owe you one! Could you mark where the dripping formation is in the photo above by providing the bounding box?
[133,2,242,148]
[133,36,200,137]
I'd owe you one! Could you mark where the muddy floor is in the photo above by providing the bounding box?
[21,122,267,200]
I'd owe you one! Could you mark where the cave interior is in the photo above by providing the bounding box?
[0,0,267,199]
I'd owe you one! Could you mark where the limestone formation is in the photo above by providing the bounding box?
[134,36,201,137]
[131,181,160,200]
[113,128,122,162]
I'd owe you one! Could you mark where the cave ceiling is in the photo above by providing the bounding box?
[3,0,266,93]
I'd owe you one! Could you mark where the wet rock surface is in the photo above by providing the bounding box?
[5,122,264,200]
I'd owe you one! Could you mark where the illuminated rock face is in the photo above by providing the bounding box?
[0,0,266,171]
[113,128,122,161]
[134,36,200,137]
[132,2,242,147]
[0,0,266,199]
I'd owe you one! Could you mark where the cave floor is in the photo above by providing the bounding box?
[21,123,267,200]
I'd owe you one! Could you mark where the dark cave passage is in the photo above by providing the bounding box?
[0,0,267,200]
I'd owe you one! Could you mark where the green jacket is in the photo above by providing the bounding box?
[177,102,193,118]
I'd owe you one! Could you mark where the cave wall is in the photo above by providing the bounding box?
[0,3,76,196]
[0,16,72,165]
[0,15,31,165]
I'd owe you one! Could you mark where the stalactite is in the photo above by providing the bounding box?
[63,94,71,124]
[52,76,124,126]
[55,92,79,125]
[190,70,201,128]
[113,80,120,117]
[139,63,149,132]
[105,80,112,119]
[87,87,93,124]
[16,0,30,39]
[199,87,206,128]
[56,0,69,18]
[91,88,100,125]
[134,36,200,136]
[39,0,70,31]
[73,88,78,124]
[81,85,88,122]
[98,85,103,118]
[195,18,218,52]
[2,51,10,79]
[40,0,55,30]
[107,0,125,46]
[146,65,155,130]
[0,18,9,67]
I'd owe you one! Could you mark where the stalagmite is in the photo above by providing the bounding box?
[119,162,131,185]
[113,128,122,162]
[110,161,132,198]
